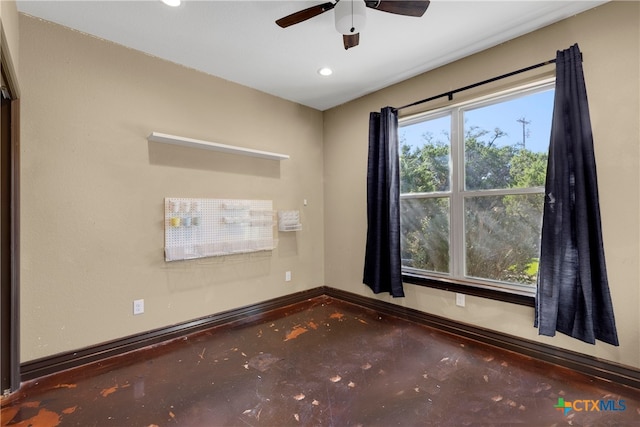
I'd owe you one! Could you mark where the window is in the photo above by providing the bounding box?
[399,81,554,296]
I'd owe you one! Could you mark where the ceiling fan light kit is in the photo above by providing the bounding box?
[275,0,430,50]
[161,0,181,7]
[335,0,367,35]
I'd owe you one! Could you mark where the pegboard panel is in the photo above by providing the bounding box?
[164,198,275,262]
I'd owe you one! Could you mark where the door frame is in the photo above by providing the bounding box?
[1,46,21,397]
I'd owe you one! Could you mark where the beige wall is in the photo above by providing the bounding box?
[19,2,640,370]
[324,1,640,369]
[0,0,19,69]
[19,15,324,362]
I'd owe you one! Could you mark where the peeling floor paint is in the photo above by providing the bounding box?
[2,297,639,426]
[283,325,308,341]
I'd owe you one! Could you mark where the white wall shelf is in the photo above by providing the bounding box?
[148,132,289,161]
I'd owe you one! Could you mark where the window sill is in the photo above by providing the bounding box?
[402,272,535,307]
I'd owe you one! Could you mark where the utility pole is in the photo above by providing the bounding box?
[516,117,531,149]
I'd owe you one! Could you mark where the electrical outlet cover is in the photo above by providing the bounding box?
[133,299,145,315]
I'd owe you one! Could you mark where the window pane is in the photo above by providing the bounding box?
[399,115,451,193]
[401,197,450,273]
[464,90,553,190]
[464,194,544,285]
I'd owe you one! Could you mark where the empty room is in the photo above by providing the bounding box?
[1,1,639,425]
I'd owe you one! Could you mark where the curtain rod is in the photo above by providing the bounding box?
[395,57,558,112]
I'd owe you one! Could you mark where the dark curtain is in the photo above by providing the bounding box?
[363,107,404,297]
[535,44,618,346]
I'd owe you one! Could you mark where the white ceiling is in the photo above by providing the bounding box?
[16,0,606,111]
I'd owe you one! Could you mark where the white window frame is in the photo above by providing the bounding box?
[399,78,555,296]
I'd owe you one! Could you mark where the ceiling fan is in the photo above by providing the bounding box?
[276,0,431,50]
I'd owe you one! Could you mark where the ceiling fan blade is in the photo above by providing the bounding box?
[276,2,336,28]
[343,33,360,50]
[364,0,430,17]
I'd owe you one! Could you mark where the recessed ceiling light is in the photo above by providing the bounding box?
[318,67,333,77]
[162,0,181,7]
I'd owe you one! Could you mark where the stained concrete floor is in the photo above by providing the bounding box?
[2,296,639,426]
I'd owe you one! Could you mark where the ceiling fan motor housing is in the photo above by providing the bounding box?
[335,0,367,34]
